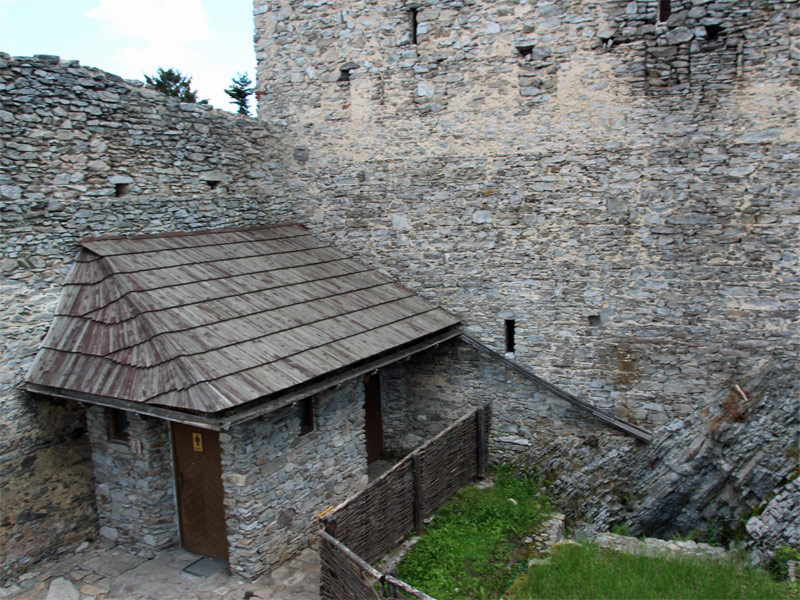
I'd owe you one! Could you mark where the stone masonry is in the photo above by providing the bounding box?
[1,0,799,581]
[84,407,178,556]
[252,0,799,556]
[253,0,799,428]
[0,52,287,579]
[382,338,606,458]
[220,380,369,579]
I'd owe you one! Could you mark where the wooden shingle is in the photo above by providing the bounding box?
[27,224,460,414]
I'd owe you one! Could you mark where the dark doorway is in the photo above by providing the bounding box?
[172,423,228,560]
[364,372,383,464]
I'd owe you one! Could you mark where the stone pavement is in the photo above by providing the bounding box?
[1,540,320,600]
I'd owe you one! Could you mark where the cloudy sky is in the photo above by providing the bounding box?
[0,0,255,111]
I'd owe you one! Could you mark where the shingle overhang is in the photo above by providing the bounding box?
[26,224,461,418]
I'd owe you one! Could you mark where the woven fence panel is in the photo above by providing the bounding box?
[419,405,491,517]
[332,458,416,563]
[325,405,491,569]
[320,535,381,600]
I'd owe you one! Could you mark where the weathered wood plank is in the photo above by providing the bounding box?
[412,453,423,532]
[476,406,487,479]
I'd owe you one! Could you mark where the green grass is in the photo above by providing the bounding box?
[396,467,550,600]
[506,542,797,600]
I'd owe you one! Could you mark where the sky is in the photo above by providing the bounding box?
[0,0,256,112]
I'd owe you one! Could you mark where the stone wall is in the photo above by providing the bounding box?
[382,337,607,459]
[0,396,95,578]
[220,380,369,579]
[254,0,799,429]
[254,0,799,551]
[84,407,178,555]
[0,53,287,579]
[380,338,798,552]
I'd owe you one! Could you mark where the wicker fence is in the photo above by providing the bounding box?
[319,405,491,600]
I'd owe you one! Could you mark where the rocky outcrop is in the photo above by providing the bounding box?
[746,478,800,564]
[517,359,799,560]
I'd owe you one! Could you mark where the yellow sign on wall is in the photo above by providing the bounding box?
[192,432,203,452]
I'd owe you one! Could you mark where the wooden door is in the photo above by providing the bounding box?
[172,423,228,560]
[364,372,383,464]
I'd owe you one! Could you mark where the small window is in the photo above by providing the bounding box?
[588,315,601,327]
[705,24,723,41]
[338,68,352,82]
[410,7,419,45]
[516,46,534,60]
[658,0,671,23]
[206,180,220,190]
[108,408,130,441]
[114,183,129,197]
[299,397,314,436]
[505,319,516,354]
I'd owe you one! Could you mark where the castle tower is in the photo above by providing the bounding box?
[253,0,799,426]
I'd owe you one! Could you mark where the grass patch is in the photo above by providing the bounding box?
[396,466,550,600]
[506,542,797,600]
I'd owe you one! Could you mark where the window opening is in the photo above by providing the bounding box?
[516,46,534,60]
[658,0,671,23]
[588,315,601,327]
[338,68,351,82]
[705,24,723,41]
[505,319,516,354]
[108,408,130,441]
[299,397,314,435]
[114,183,129,197]
[410,7,419,45]
[206,180,220,190]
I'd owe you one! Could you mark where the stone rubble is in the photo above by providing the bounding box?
[0,540,319,600]
[592,532,729,561]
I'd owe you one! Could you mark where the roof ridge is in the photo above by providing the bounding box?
[68,240,334,287]
[80,229,315,258]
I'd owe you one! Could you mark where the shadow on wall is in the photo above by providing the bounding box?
[0,395,96,580]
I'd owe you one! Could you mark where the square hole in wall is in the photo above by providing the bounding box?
[516,46,534,60]
[705,24,723,41]
[588,315,601,327]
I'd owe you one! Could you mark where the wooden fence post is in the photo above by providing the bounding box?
[412,452,423,531]
[476,407,487,479]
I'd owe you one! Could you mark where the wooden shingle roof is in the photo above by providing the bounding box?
[27,224,460,414]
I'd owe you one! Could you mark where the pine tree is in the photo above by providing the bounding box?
[144,67,205,103]
[225,72,255,116]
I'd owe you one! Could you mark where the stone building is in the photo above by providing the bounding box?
[22,223,460,578]
[1,0,798,584]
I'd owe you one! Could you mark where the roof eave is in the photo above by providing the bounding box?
[25,325,463,430]
[24,383,223,430]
